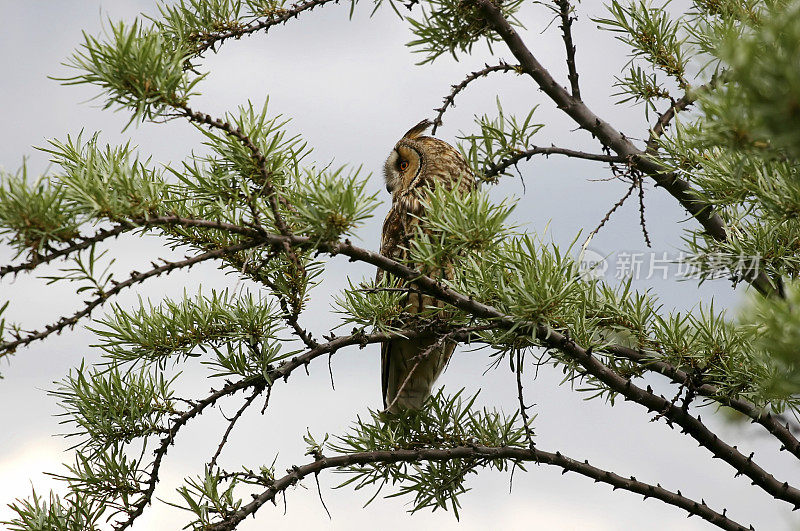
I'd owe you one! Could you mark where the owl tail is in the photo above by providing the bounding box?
[381,337,454,414]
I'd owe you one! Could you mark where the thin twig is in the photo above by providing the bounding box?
[189,0,339,58]
[514,349,536,450]
[483,145,626,181]
[645,94,696,155]
[637,176,652,247]
[114,377,265,531]
[555,0,581,100]
[584,178,637,246]
[209,387,263,468]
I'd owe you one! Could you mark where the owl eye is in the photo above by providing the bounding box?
[399,160,409,171]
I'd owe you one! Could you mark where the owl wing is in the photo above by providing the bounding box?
[379,203,456,412]
[378,203,412,410]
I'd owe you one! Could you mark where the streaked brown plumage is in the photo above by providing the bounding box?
[378,120,474,413]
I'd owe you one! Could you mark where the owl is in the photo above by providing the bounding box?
[378,119,475,413]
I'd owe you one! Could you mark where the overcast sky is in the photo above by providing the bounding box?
[0,1,797,530]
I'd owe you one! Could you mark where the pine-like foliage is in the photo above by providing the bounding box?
[1,0,799,529]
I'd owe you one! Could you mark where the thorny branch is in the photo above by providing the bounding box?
[209,386,263,469]
[207,445,752,531]
[148,219,800,507]
[0,218,790,530]
[115,376,266,531]
[606,344,800,462]
[298,236,800,507]
[177,103,313,333]
[178,105,289,236]
[6,208,799,513]
[113,325,486,529]
[6,4,796,525]
[0,224,129,279]
[645,93,697,155]
[584,177,638,244]
[431,62,520,135]
[514,349,536,450]
[187,0,340,58]
[637,177,651,247]
[0,238,262,359]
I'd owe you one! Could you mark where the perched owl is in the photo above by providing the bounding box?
[378,119,475,413]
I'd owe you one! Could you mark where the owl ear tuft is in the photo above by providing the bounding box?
[402,119,433,139]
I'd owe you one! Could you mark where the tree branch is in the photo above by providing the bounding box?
[177,104,315,340]
[177,106,290,237]
[208,445,751,531]
[11,214,796,513]
[209,386,262,468]
[300,240,800,508]
[645,93,696,155]
[471,0,776,296]
[584,177,638,244]
[114,376,265,531]
[23,216,790,470]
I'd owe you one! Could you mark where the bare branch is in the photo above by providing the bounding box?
[209,445,751,531]
[637,178,652,247]
[209,386,262,468]
[483,145,626,181]
[431,62,520,135]
[584,178,638,247]
[514,349,536,450]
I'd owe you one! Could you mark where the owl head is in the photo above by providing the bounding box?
[383,120,474,215]
[383,119,434,195]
